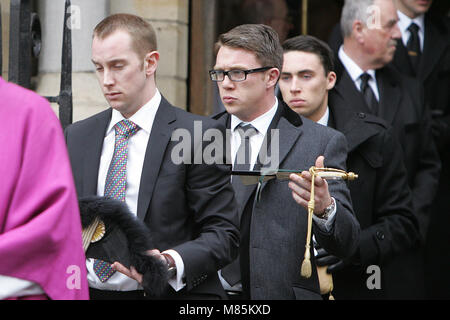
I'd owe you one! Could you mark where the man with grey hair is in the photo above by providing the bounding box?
[327,0,441,299]
[211,24,360,300]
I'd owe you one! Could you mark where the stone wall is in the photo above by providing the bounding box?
[1,0,189,122]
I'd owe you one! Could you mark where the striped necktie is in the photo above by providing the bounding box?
[93,119,140,283]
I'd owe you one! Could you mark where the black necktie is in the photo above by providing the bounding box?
[221,123,258,287]
[233,123,258,171]
[406,23,421,74]
[359,73,379,116]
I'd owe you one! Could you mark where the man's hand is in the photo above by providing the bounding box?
[288,156,333,215]
[111,249,167,284]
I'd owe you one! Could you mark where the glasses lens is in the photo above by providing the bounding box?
[228,70,246,81]
[210,71,223,82]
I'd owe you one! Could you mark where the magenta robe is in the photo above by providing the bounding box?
[0,77,89,300]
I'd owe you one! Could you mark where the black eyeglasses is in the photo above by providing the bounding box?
[209,67,273,82]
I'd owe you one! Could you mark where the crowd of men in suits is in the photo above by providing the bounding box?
[1,0,449,300]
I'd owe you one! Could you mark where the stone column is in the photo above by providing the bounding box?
[0,0,10,78]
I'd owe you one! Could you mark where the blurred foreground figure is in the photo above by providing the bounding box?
[0,77,89,300]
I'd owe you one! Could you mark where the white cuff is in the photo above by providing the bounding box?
[312,197,337,232]
[162,249,186,292]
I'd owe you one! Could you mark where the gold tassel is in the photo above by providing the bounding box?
[328,281,335,300]
[298,167,358,296]
[301,167,316,279]
[301,247,312,278]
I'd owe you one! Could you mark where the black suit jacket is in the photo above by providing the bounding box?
[392,14,450,122]
[333,59,441,298]
[65,96,240,299]
[213,101,360,299]
[328,89,420,299]
[391,14,450,298]
[334,59,441,241]
[392,14,450,166]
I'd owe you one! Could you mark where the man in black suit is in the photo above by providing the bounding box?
[211,24,360,300]
[325,0,441,299]
[65,14,239,299]
[279,34,420,299]
[392,0,450,299]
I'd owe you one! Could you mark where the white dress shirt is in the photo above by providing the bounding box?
[339,46,380,101]
[88,90,185,292]
[230,99,279,171]
[317,107,330,127]
[397,10,425,51]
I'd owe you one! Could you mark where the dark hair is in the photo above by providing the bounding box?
[215,24,283,71]
[282,35,335,75]
[93,14,157,58]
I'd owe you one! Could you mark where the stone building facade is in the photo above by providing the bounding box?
[1,0,189,121]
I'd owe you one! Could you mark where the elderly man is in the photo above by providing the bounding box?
[328,0,441,299]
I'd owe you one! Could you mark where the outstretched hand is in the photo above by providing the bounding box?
[111,249,167,284]
[288,156,333,215]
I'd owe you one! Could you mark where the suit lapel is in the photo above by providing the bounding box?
[420,16,447,81]
[83,109,111,196]
[137,97,177,221]
[328,97,379,153]
[376,68,401,125]
[393,41,415,77]
[213,104,303,219]
[335,59,374,115]
[256,103,303,194]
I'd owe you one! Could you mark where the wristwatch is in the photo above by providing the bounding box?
[318,197,335,220]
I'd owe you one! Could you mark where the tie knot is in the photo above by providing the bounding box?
[114,120,140,138]
[360,73,372,85]
[408,23,420,34]
[235,123,258,139]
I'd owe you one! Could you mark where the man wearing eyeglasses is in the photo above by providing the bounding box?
[211,24,360,300]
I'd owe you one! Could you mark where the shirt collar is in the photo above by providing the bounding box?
[317,107,330,127]
[230,98,278,136]
[107,90,162,135]
[397,10,425,36]
[339,46,376,82]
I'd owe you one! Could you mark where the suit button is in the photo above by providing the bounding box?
[376,231,385,240]
[358,112,366,119]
